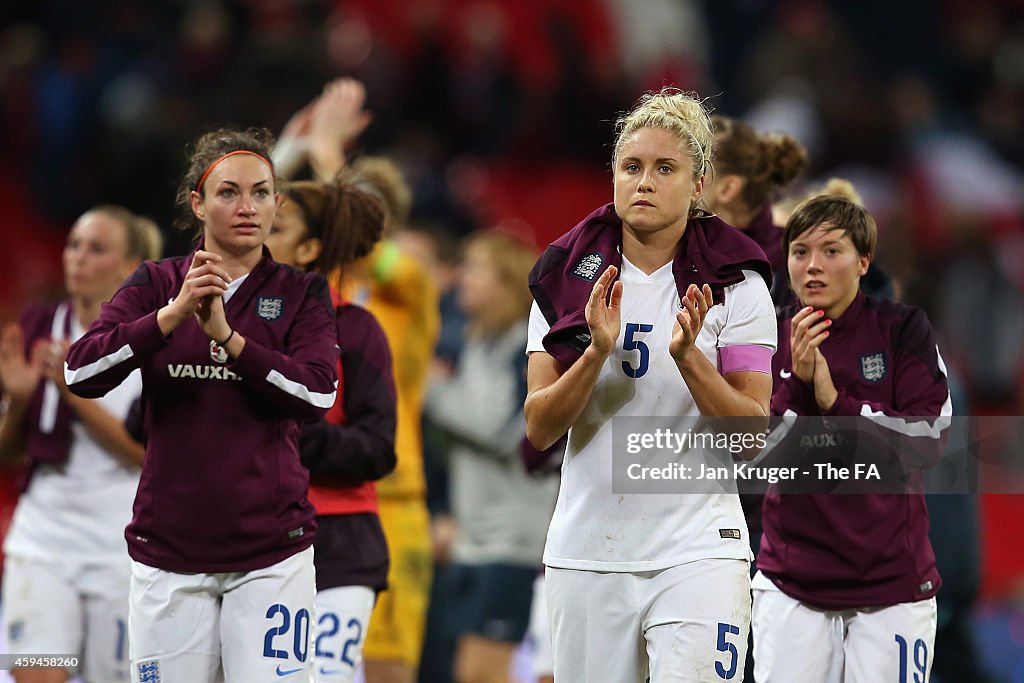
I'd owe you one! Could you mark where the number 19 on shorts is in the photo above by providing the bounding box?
[895,634,928,683]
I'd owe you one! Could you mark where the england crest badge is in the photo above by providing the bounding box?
[860,351,887,382]
[571,253,604,282]
[137,660,161,683]
[256,296,284,321]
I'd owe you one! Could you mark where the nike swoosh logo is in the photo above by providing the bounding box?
[319,667,347,676]
[780,369,792,378]
[276,665,304,676]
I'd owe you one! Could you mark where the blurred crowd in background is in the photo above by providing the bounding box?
[2,0,1024,407]
[0,0,1023,678]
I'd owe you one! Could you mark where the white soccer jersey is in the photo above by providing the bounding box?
[528,260,776,572]
[5,315,141,562]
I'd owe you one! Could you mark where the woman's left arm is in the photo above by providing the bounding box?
[228,276,339,422]
[671,277,777,458]
[60,392,145,466]
[813,307,951,470]
[676,354,772,419]
[40,341,144,467]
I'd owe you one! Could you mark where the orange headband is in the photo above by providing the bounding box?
[194,150,273,193]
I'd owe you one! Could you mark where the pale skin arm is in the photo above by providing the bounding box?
[0,399,28,463]
[811,348,839,411]
[156,250,246,359]
[274,79,372,182]
[37,340,145,467]
[307,78,372,182]
[0,324,40,462]
[274,97,317,180]
[524,266,622,451]
[671,284,773,460]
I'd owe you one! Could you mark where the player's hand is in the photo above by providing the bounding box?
[0,323,41,404]
[34,338,70,392]
[670,283,712,363]
[308,78,373,180]
[585,265,622,358]
[310,78,373,150]
[790,307,831,382]
[811,348,839,411]
[195,291,231,345]
[160,251,231,335]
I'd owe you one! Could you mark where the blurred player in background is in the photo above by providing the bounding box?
[424,230,559,683]
[705,115,808,302]
[0,205,159,683]
[277,81,440,683]
[267,175,396,683]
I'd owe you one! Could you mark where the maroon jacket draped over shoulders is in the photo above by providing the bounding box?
[528,203,771,367]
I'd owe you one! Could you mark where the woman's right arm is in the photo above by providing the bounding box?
[0,322,37,462]
[299,308,396,482]
[524,347,606,450]
[0,400,27,462]
[67,253,233,398]
[524,265,622,450]
[65,264,167,398]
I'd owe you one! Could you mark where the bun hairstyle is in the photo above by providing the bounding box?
[773,176,866,226]
[614,87,716,183]
[711,115,809,209]
[281,173,387,274]
[818,177,863,206]
[174,127,277,235]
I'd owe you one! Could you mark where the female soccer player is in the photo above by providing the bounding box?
[267,175,396,683]
[425,230,559,683]
[704,115,808,284]
[704,114,809,681]
[753,195,951,682]
[0,205,159,683]
[524,88,776,682]
[278,84,439,681]
[64,127,339,682]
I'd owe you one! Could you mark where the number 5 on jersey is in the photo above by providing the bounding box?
[622,323,653,379]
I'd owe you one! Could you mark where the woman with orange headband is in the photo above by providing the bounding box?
[65,127,339,682]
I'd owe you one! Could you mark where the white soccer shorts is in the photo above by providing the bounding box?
[546,558,751,683]
[2,553,131,682]
[313,585,375,683]
[752,570,937,683]
[129,546,316,683]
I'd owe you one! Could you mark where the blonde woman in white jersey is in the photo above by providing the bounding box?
[0,206,161,683]
[524,88,777,682]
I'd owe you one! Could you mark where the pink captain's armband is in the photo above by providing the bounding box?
[717,345,773,375]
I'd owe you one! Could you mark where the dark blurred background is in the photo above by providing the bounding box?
[0,0,1022,676]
